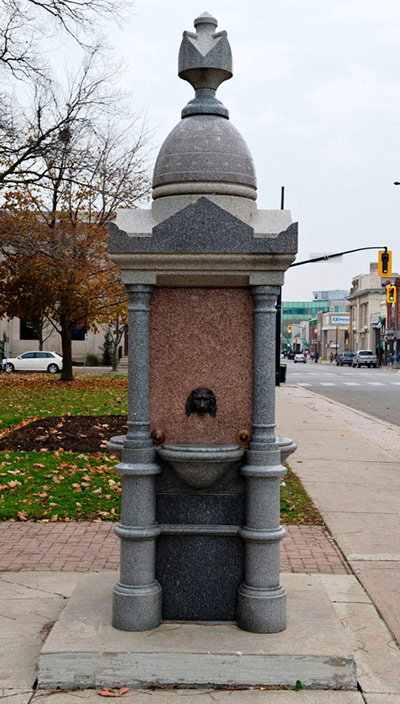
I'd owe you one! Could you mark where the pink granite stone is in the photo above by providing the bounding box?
[150,288,253,445]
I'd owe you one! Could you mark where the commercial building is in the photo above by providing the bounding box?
[317,310,350,360]
[282,290,348,354]
[347,263,399,365]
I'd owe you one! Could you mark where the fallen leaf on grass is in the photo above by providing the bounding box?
[98,687,132,697]
[17,510,28,521]
[8,479,22,488]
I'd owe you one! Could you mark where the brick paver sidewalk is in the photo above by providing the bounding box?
[0,521,350,574]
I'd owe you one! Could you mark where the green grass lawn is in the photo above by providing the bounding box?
[0,373,128,429]
[0,449,321,524]
[0,451,120,521]
[0,374,322,524]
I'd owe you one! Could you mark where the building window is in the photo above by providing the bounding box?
[20,319,38,340]
[71,325,86,341]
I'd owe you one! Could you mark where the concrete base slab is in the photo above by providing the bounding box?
[38,573,356,690]
[33,689,365,703]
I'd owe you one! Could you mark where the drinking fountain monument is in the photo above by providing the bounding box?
[107,11,298,634]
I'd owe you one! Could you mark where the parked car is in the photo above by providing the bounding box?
[336,352,354,367]
[294,353,306,364]
[351,350,377,368]
[2,351,63,374]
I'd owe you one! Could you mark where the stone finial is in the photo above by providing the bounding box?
[178,12,233,118]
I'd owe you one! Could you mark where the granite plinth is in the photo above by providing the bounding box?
[157,534,244,620]
[154,457,245,621]
[38,573,357,690]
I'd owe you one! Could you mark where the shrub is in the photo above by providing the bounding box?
[86,353,99,366]
[101,329,113,366]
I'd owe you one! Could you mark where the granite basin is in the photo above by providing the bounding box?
[107,435,296,467]
[157,444,244,488]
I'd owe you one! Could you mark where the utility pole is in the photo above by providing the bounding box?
[275,187,285,386]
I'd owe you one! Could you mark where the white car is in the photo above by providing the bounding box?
[2,351,63,374]
[294,353,306,363]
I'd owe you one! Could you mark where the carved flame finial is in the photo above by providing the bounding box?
[178,12,232,118]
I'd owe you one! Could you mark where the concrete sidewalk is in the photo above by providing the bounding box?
[276,384,400,649]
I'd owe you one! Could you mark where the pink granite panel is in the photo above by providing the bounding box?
[150,288,253,445]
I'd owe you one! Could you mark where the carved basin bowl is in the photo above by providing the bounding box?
[276,437,297,464]
[106,436,296,469]
[157,444,244,488]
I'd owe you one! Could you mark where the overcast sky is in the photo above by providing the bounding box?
[101,0,400,300]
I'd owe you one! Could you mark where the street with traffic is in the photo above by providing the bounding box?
[285,359,400,426]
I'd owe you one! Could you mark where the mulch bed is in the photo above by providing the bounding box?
[0,415,128,453]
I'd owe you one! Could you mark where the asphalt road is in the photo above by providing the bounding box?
[284,359,400,427]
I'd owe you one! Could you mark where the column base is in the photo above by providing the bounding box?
[113,580,162,631]
[237,584,286,633]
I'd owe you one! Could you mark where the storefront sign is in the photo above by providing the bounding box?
[331,315,350,325]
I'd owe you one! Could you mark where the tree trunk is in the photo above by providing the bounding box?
[111,342,118,372]
[38,321,44,351]
[111,317,121,372]
[60,317,74,381]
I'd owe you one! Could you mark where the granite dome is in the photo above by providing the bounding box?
[152,114,257,201]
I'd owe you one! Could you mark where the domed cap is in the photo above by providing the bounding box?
[152,12,257,201]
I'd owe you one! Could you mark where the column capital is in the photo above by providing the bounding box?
[125,284,154,294]
[250,285,280,297]
[251,286,280,314]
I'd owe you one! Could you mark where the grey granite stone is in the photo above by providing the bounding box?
[109,198,298,255]
[156,458,245,493]
[112,284,162,632]
[156,493,245,526]
[151,193,257,225]
[152,116,256,198]
[178,13,232,119]
[237,286,287,633]
[156,534,244,621]
[157,444,244,488]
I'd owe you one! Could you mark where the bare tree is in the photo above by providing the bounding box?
[0,0,130,78]
[0,0,134,188]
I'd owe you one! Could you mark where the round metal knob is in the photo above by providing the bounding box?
[151,429,166,446]
[236,429,251,446]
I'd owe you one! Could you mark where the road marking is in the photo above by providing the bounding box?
[296,382,311,386]
[390,382,400,386]
[366,382,384,386]
[343,382,360,386]
[320,382,336,386]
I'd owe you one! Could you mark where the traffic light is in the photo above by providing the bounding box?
[378,250,392,276]
[387,285,397,303]
[287,325,292,333]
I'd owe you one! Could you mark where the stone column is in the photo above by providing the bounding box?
[112,284,162,631]
[237,285,287,633]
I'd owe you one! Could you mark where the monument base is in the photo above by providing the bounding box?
[38,573,356,690]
